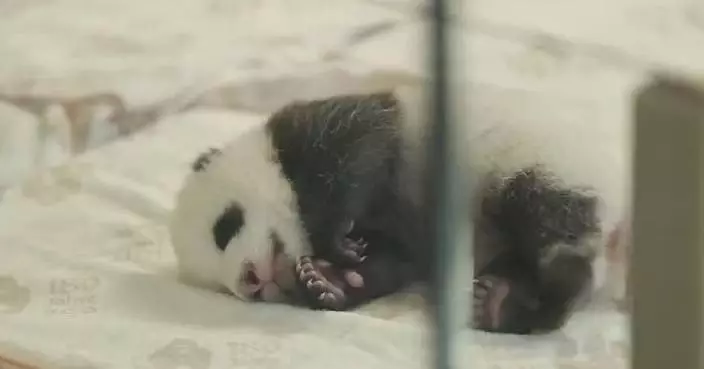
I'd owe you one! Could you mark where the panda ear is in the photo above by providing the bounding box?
[369,91,399,110]
[192,147,222,172]
[212,203,245,251]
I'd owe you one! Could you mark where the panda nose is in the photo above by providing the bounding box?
[241,262,263,293]
[242,261,273,294]
[244,269,260,286]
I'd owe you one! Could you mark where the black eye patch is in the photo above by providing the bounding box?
[270,231,284,255]
[212,203,245,251]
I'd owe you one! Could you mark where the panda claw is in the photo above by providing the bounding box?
[296,256,348,310]
[342,249,361,261]
[296,256,316,277]
[334,238,367,265]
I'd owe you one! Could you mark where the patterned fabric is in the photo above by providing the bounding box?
[0,0,701,194]
[1,0,699,366]
[0,108,629,369]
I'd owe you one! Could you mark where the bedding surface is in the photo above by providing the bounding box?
[4,0,694,366]
[0,105,628,369]
[1,0,701,195]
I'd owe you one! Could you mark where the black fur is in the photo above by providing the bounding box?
[481,168,599,259]
[212,203,245,251]
[192,148,222,172]
[472,168,599,333]
[265,92,414,268]
[256,92,600,335]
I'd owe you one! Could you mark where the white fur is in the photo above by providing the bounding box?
[169,124,310,300]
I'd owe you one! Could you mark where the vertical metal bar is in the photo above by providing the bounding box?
[631,76,704,369]
[426,0,471,369]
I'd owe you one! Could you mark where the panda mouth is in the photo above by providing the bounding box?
[243,232,297,302]
[247,260,291,302]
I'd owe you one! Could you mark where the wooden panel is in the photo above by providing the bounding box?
[632,75,704,369]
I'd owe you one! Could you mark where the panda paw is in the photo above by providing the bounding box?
[295,256,364,311]
[472,275,513,332]
[472,275,539,334]
[335,237,368,264]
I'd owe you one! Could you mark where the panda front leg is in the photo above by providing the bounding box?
[297,199,372,270]
[294,230,414,311]
[295,253,413,311]
[326,222,369,267]
[294,256,357,310]
[294,236,368,310]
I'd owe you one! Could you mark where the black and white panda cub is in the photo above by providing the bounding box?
[169,86,612,335]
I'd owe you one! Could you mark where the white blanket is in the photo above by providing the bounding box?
[0,0,657,366]
[0,108,628,369]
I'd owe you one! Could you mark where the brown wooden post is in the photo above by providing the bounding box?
[632,75,704,369]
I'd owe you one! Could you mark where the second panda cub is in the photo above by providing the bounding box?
[170,89,603,335]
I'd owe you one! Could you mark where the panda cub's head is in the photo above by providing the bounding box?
[169,125,309,302]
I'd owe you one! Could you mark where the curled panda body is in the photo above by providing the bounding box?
[170,92,416,304]
[169,88,615,335]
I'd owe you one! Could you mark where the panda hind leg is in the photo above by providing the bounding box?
[472,168,600,334]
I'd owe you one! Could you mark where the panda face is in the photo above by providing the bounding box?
[169,126,309,302]
[209,201,297,302]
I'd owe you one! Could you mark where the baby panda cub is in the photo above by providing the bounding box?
[169,88,605,335]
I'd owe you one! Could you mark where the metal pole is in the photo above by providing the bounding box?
[426,0,471,368]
